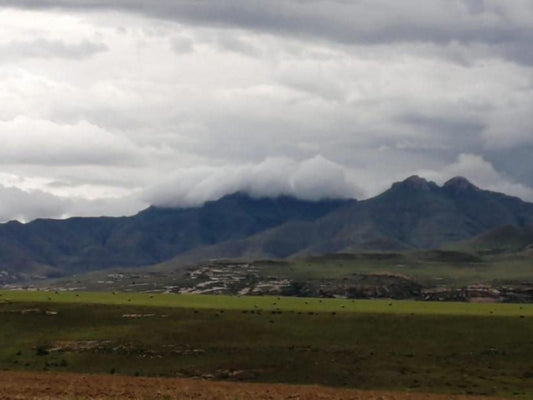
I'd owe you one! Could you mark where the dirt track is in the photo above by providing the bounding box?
[0,371,508,400]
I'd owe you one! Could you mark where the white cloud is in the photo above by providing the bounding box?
[0,117,144,165]
[142,155,362,208]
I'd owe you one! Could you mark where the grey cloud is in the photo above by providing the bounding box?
[465,0,486,15]
[0,38,107,60]
[173,30,259,57]
[485,146,533,189]
[6,0,533,64]
[170,36,194,54]
[483,99,533,149]
[214,33,260,56]
[276,69,346,101]
[0,185,68,222]
[396,113,486,152]
[68,196,147,219]
[0,184,145,222]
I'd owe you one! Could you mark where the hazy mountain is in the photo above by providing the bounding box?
[0,193,351,277]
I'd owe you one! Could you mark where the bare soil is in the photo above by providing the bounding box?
[0,371,507,400]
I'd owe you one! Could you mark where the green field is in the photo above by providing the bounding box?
[1,291,533,398]
[2,290,533,316]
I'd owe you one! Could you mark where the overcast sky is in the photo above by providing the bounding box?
[0,0,532,222]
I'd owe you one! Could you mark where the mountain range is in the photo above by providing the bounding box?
[0,194,348,279]
[163,176,533,263]
[1,175,533,282]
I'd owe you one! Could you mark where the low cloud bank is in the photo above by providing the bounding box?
[142,155,363,208]
[1,154,533,223]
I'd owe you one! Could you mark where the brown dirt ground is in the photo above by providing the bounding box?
[0,371,508,400]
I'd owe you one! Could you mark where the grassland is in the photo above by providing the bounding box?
[2,290,533,316]
[1,291,533,398]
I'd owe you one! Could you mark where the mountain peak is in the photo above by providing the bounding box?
[391,175,437,192]
[404,175,428,185]
[443,176,479,192]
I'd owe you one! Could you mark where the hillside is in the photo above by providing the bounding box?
[446,225,533,254]
[1,175,533,284]
[162,176,533,263]
[0,194,350,282]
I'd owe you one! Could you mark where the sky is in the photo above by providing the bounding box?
[0,0,532,222]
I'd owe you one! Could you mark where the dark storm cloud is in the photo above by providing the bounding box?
[6,0,533,63]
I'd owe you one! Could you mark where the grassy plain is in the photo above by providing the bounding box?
[0,291,532,398]
[2,290,533,316]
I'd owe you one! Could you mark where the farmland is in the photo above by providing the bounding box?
[1,291,532,398]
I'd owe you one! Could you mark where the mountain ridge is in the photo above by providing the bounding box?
[1,175,533,283]
[0,193,351,281]
[158,176,533,265]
